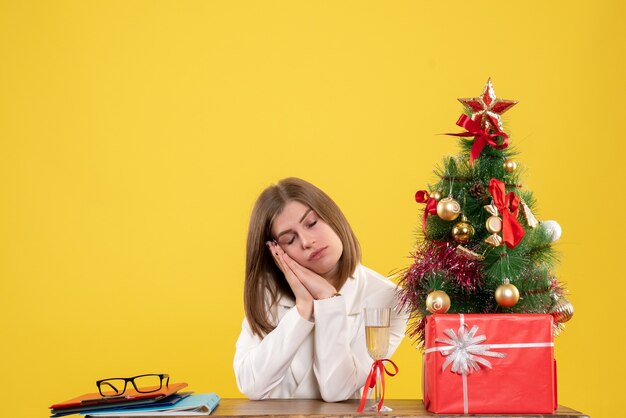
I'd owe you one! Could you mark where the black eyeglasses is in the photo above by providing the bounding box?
[96,373,170,397]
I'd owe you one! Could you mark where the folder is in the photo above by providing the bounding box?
[84,393,221,416]
[50,382,188,416]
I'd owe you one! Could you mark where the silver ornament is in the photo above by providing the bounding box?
[541,220,562,242]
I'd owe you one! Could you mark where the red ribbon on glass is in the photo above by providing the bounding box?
[447,114,509,165]
[415,190,438,234]
[488,178,525,248]
[357,359,399,412]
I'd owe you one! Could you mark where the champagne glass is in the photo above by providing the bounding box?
[364,307,392,412]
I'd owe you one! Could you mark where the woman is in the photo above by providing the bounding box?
[233,177,407,401]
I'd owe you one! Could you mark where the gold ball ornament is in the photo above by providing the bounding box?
[495,279,520,307]
[503,159,517,173]
[430,190,443,201]
[436,197,461,221]
[452,220,475,243]
[550,297,574,323]
[426,290,451,314]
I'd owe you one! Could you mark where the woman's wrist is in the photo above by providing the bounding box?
[296,300,314,321]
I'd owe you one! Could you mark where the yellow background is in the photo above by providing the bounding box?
[1,1,624,417]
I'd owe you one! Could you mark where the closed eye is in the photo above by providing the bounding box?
[277,234,297,246]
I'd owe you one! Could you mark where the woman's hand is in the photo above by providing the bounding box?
[270,242,337,300]
[267,241,314,320]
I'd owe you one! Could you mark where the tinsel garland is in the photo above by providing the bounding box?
[398,241,485,346]
[398,240,568,346]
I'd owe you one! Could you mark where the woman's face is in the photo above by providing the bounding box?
[271,200,344,279]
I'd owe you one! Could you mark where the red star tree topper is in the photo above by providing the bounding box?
[458,78,518,131]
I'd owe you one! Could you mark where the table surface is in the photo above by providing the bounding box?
[154,399,589,418]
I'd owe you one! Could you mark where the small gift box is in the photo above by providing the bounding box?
[423,314,557,414]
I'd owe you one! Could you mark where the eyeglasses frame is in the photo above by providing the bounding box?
[96,373,170,397]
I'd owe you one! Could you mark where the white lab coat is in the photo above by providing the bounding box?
[233,264,408,401]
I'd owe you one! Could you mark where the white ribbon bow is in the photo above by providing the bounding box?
[435,324,507,375]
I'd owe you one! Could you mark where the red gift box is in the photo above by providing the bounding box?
[423,314,557,414]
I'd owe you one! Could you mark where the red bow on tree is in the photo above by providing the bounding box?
[357,359,399,412]
[488,178,525,248]
[415,190,437,234]
[447,114,509,165]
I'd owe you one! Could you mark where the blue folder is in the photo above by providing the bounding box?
[83,393,220,416]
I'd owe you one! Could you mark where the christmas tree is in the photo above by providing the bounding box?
[399,79,573,347]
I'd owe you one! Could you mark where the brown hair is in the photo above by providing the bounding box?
[244,177,361,337]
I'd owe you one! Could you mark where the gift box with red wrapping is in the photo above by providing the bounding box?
[423,313,557,414]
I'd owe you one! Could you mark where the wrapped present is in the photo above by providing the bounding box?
[423,314,557,414]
